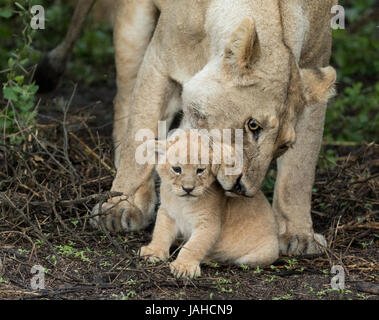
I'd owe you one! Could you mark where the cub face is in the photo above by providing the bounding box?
[156,131,216,199]
[157,163,215,199]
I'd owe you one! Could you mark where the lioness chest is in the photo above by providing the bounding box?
[155,0,212,83]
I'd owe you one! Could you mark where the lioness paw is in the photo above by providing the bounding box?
[306,233,327,255]
[139,245,169,263]
[280,232,327,256]
[170,260,201,279]
[90,198,146,233]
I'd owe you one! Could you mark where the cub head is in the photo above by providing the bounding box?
[182,18,336,197]
[156,131,216,199]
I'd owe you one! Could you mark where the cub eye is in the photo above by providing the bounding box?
[172,167,182,174]
[196,168,206,175]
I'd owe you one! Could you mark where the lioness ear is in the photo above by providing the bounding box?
[223,18,260,77]
[301,66,337,104]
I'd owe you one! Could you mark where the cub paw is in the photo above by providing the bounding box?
[139,246,169,263]
[280,232,327,256]
[90,197,146,233]
[170,260,201,279]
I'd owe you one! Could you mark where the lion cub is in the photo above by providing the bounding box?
[140,132,279,278]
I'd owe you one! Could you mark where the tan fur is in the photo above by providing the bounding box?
[92,0,337,256]
[140,132,279,278]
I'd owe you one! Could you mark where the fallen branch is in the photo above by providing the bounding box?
[29,192,124,208]
[354,281,379,295]
[69,131,116,175]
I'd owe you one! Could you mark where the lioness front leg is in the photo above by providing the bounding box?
[112,0,159,169]
[92,40,174,232]
[140,208,178,262]
[273,101,328,256]
[170,220,221,279]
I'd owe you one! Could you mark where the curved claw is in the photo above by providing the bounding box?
[280,233,327,256]
[90,198,149,233]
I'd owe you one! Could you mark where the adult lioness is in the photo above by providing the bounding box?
[92,0,337,255]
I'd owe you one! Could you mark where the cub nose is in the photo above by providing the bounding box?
[232,175,246,195]
[182,186,195,194]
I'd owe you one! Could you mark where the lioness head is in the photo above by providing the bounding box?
[182,18,336,197]
[156,131,216,199]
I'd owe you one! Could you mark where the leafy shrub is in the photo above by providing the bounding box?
[1,1,39,144]
[327,0,378,143]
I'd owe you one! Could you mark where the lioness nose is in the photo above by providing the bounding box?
[182,186,195,194]
[232,175,246,195]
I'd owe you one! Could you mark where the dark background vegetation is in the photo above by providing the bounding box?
[0,0,377,300]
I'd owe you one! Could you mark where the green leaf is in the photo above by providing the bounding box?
[0,8,13,19]
[14,2,26,11]
[15,75,24,85]
[3,86,19,102]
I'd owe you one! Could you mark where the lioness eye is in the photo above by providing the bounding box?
[248,118,262,140]
[172,167,182,174]
[248,119,261,132]
[196,168,205,175]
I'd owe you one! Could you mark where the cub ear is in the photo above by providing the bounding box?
[301,66,337,104]
[223,18,260,78]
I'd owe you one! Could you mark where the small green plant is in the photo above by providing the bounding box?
[18,248,30,255]
[273,293,292,300]
[106,249,115,256]
[322,269,329,276]
[35,239,44,248]
[306,285,314,293]
[175,290,185,298]
[254,266,263,274]
[74,250,91,263]
[100,261,111,267]
[270,265,280,273]
[240,264,249,271]
[55,241,91,262]
[71,220,79,227]
[45,254,57,265]
[265,275,277,283]
[357,293,366,300]
[213,277,233,293]
[0,277,8,284]
[360,239,374,249]
[113,290,136,300]
[122,290,136,300]
[126,278,136,286]
[284,258,298,270]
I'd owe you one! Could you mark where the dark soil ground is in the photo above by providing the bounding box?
[0,81,378,300]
